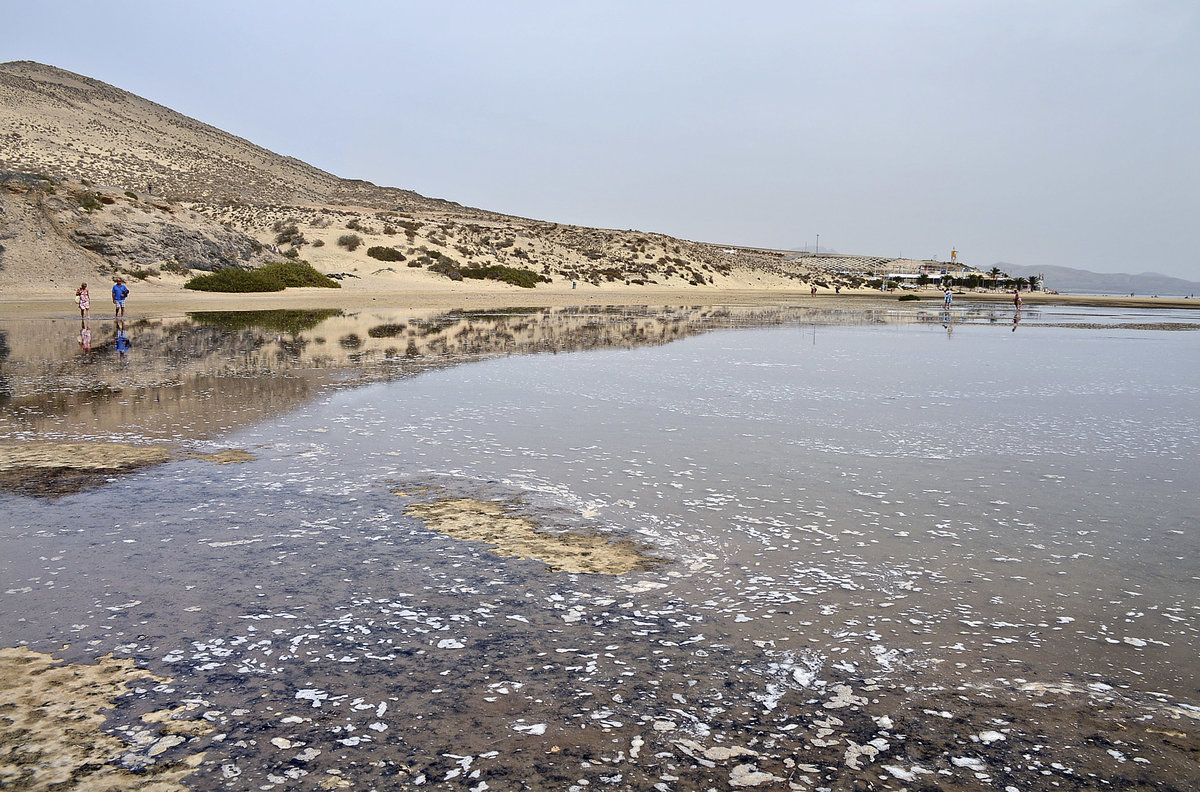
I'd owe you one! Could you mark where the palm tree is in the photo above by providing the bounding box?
[1027,274,1041,291]
[1014,276,1029,291]
[989,266,1002,279]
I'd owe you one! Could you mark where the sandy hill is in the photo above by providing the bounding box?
[1,60,858,295]
[0,60,456,212]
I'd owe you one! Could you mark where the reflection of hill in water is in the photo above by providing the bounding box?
[0,305,899,444]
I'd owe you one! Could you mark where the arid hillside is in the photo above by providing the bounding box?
[0,60,454,211]
[1,60,856,294]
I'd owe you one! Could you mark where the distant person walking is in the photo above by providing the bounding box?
[75,283,90,319]
[112,277,129,318]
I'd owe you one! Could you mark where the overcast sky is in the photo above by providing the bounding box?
[5,1,1198,279]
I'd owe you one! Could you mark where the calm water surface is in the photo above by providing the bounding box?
[1,302,1198,791]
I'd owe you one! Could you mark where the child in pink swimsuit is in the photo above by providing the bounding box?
[75,283,90,318]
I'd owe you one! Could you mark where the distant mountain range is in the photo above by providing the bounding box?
[999,264,1200,296]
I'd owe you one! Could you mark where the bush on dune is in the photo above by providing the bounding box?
[366,246,405,262]
[460,265,543,288]
[184,261,341,292]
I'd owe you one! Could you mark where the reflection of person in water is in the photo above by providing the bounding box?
[940,308,954,336]
[79,319,92,351]
[1012,308,1022,332]
[115,319,131,361]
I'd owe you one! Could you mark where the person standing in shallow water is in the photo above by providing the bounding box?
[944,288,953,307]
[75,283,90,319]
[112,277,129,318]
[1013,289,1022,309]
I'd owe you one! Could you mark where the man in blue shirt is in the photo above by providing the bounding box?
[112,277,129,318]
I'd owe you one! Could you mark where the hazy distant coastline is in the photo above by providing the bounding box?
[1000,263,1200,297]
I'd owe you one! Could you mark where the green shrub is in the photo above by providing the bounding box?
[77,192,102,212]
[184,261,341,292]
[427,260,463,280]
[274,222,304,246]
[897,293,921,301]
[184,268,285,292]
[460,265,542,288]
[337,234,363,251]
[260,260,340,288]
[124,190,138,199]
[312,239,325,247]
[366,246,405,262]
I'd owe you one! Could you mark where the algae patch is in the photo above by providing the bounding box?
[0,442,170,496]
[0,647,209,791]
[0,442,257,495]
[403,496,660,575]
[187,448,257,465]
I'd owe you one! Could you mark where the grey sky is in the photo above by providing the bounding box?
[5,0,1198,279]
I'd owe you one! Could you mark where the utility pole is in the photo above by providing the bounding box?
[815,234,819,256]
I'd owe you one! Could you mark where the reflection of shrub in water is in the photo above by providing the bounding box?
[455,307,544,321]
[0,330,9,400]
[368,323,407,338]
[187,309,342,335]
[340,333,363,349]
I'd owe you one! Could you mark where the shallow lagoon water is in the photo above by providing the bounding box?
[1,302,1198,790]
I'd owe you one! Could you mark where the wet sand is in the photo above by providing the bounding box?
[3,284,1197,321]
